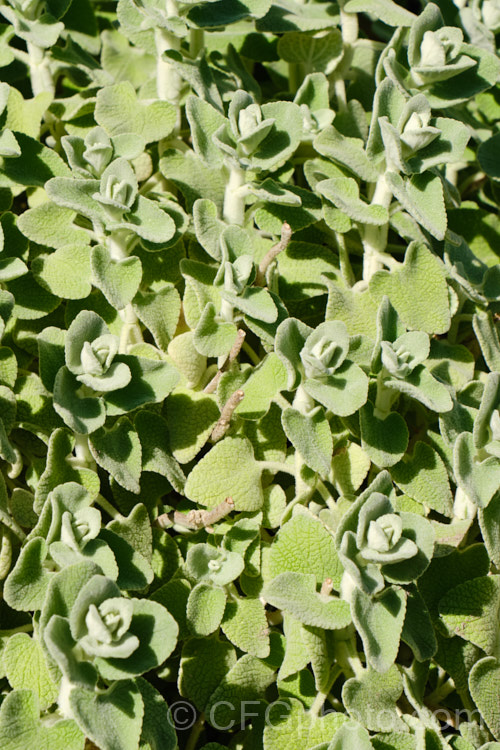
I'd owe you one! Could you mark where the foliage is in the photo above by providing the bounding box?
[0,0,499,748]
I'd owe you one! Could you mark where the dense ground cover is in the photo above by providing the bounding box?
[0,1,500,749]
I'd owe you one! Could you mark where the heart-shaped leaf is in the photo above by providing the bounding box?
[91,245,142,310]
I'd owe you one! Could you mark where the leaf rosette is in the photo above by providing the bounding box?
[337,489,434,596]
[275,318,368,417]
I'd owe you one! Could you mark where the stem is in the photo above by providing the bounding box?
[155,25,183,107]
[26,41,54,97]
[204,329,246,394]
[158,498,235,532]
[189,28,205,58]
[0,509,26,542]
[95,494,120,520]
[362,173,393,282]
[0,623,33,636]
[256,222,292,286]
[0,530,12,580]
[185,711,205,750]
[293,384,316,415]
[288,62,302,95]
[339,5,359,44]
[223,164,246,226]
[107,231,143,353]
[241,340,261,365]
[309,664,343,717]
[211,389,245,442]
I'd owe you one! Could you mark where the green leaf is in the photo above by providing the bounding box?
[185,436,264,511]
[314,125,379,182]
[99,529,153,591]
[95,81,177,142]
[278,30,343,73]
[187,582,227,636]
[136,678,177,750]
[479,492,500,568]
[3,538,53,611]
[32,245,92,300]
[53,367,106,435]
[351,586,407,672]
[0,132,70,189]
[269,513,343,589]
[343,0,416,25]
[385,172,447,241]
[3,634,58,710]
[360,401,409,468]
[263,698,347,750]
[454,431,500,508]
[104,355,179,415]
[401,585,437,662]
[205,653,275,729]
[89,417,141,494]
[186,96,226,167]
[390,441,453,516]
[342,665,406,732]
[164,388,219,464]
[219,353,287,421]
[70,680,144,750]
[95,598,178,680]
[304,361,369,417]
[179,636,236,712]
[194,302,238,357]
[91,245,142,310]
[369,242,450,334]
[134,410,186,493]
[0,689,85,750]
[440,575,500,656]
[282,407,333,478]
[469,657,500,740]
[221,597,270,658]
[264,572,352,629]
[317,177,389,226]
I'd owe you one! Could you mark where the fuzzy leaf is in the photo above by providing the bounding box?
[0,689,85,750]
[3,634,58,710]
[164,389,219,464]
[185,436,263,511]
[317,177,389,226]
[390,441,453,516]
[95,81,177,142]
[187,582,227,636]
[32,245,92,300]
[269,513,343,588]
[369,242,450,334]
[263,698,347,750]
[469,657,500,740]
[352,586,407,673]
[304,361,369,417]
[194,302,238,357]
[344,0,416,25]
[282,407,333,478]
[454,431,500,508]
[264,572,352,629]
[133,285,181,353]
[314,125,379,182]
[179,637,236,712]
[440,575,500,656]
[278,30,343,73]
[221,597,270,657]
[91,245,142,310]
[219,353,287,421]
[360,402,409,468]
[342,665,406,732]
[70,681,144,750]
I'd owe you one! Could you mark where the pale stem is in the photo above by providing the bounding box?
[0,509,26,541]
[26,41,55,97]
[95,494,120,520]
[158,497,235,531]
[340,5,359,44]
[204,329,246,394]
[73,433,95,467]
[374,372,398,418]
[333,76,348,112]
[259,461,296,477]
[155,24,183,114]
[107,231,143,353]
[321,577,334,596]
[223,164,247,226]
[0,623,33,636]
[211,389,245,442]
[0,530,12,579]
[256,221,292,286]
[288,62,302,95]
[293,384,316,415]
[309,664,343,717]
[362,173,393,282]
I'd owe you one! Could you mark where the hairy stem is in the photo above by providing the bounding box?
[223,164,246,226]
